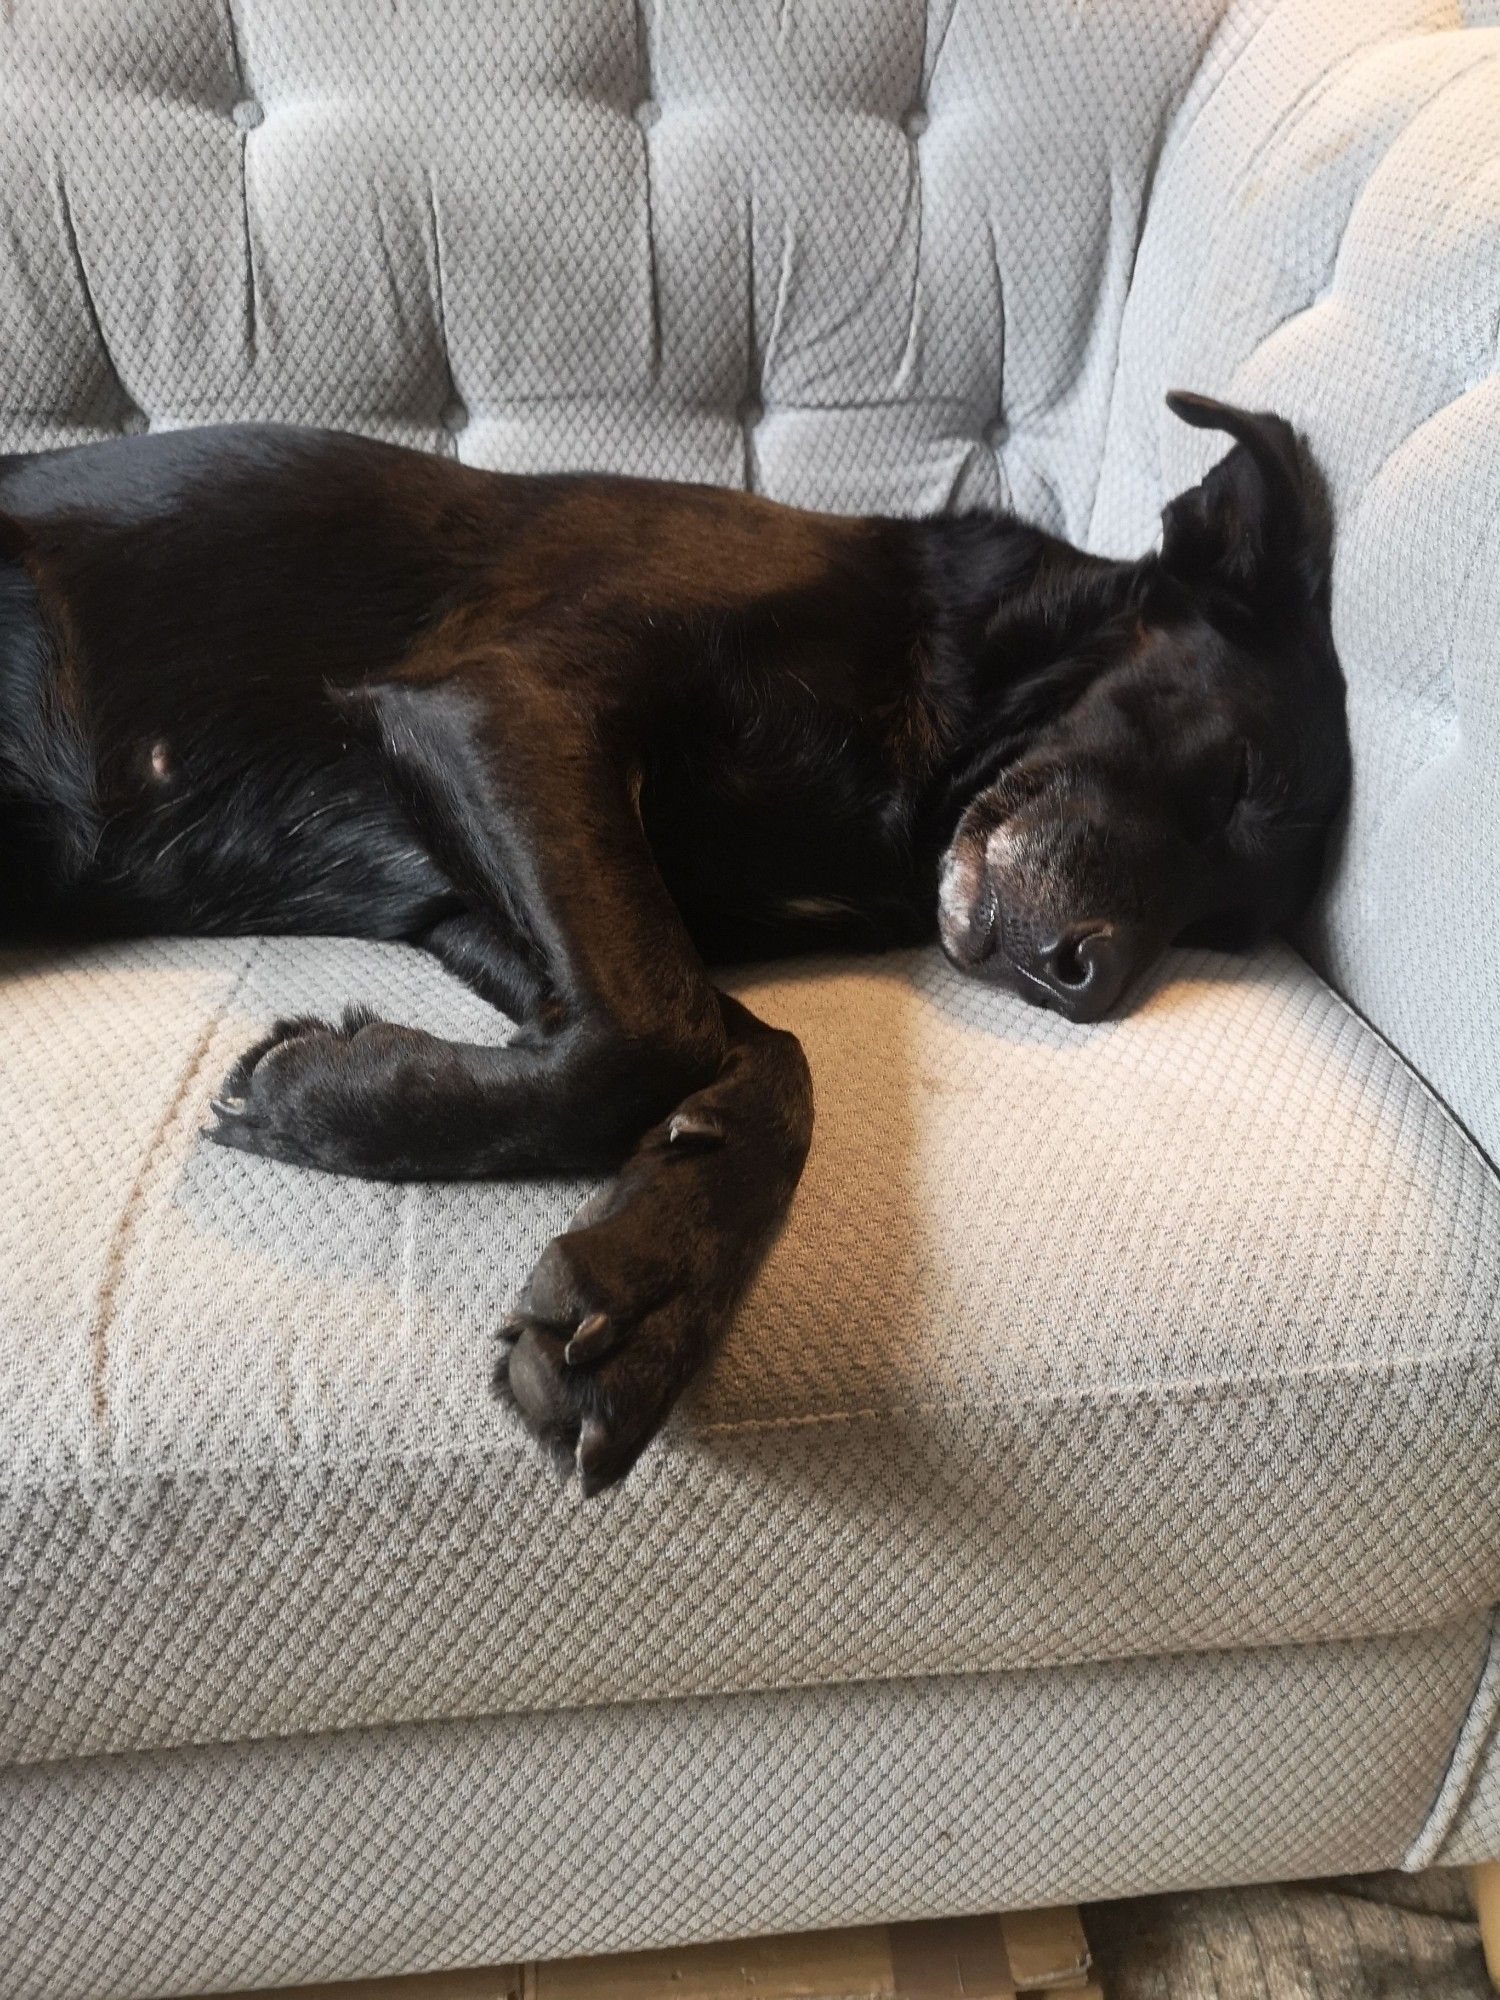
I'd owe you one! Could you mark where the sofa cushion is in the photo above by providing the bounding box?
[3,936,1497,1766]
[3,1624,1492,2000]
[0,0,1222,525]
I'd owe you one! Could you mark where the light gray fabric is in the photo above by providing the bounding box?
[1089,0,1500,1165]
[1425,1616,1500,1866]
[3,935,1498,1769]
[1443,1757,1500,1868]
[0,0,1225,515]
[0,1621,1490,2000]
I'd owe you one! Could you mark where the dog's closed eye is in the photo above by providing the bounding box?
[1184,739,1252,842]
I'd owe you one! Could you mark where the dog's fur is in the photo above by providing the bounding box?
[0,393,1348,1492]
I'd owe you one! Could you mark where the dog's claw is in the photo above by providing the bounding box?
[668,1109,724,1151]
[207,1095,258,1147]
[564,1311,615,1367]
[577,1418,616,1499]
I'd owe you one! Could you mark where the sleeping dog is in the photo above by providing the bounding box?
[0,392,1348,1492]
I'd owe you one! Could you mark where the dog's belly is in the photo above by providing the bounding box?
[35,751,458,944]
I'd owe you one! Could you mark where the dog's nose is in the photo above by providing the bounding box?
[1026,921,1129,1022]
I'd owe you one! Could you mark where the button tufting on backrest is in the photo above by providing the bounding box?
[0,0,1224,515]
[1091,9,1500,1167]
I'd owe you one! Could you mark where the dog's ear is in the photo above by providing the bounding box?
[1158,390,1320,607]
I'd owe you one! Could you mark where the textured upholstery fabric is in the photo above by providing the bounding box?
[3,0,1500,1990]
[1089,0,1500,1168]
[0,0,1224,511]
[1,1621,1492,2000]
[1425,1617,1500,1866]
[3,934,1498,1769]
[1444,1752,1500,1867]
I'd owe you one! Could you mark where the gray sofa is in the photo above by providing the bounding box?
[2,2,1498,1995]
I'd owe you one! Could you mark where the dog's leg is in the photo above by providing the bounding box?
[499,992,813,1493]
[209,672,730,1178]
[417,910,558,1028]
[208,666,813,1487]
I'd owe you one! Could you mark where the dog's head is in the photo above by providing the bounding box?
[938,391,1349,1021]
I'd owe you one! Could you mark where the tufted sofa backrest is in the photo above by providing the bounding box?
[0,0,1225,523]
[2,0,1497,1158]
[1091,0,1500,1166]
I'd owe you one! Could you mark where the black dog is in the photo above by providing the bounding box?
[0,392,1348,1492]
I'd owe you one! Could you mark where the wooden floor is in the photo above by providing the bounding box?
[209,1908,1101,2000]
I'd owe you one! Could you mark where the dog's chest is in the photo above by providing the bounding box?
[639,719,926,955]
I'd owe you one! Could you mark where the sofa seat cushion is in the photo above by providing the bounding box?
[3,935,1498,1766]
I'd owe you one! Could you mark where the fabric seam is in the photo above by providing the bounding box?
[3,1607,1492,1787]
[8,1332,1497,1501]
[83,940,266,1457]
[1405,1602,1500,1867]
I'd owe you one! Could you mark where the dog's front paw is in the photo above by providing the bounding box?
[208,1007,460,1176]
[494,1123,751,1496]
[496,1219,718,1499]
